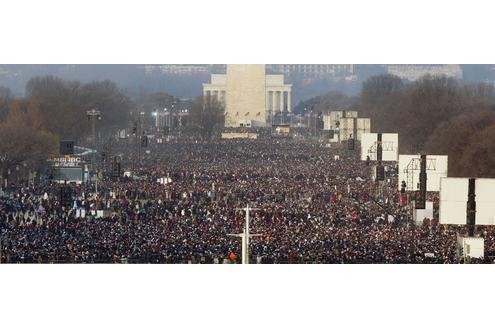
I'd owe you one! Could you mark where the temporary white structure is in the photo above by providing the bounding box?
[440,178,495,225]
[398,155,448,191]
[361,133,399,161]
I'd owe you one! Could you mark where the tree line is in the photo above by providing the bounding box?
[4,71,493,181]
[0,76,135,182]
[313,73,495,177]
[0,75,225,183]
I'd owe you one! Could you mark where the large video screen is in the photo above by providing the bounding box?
[54,167,83,183]
[440,178,495,225]
[361,133,399,161]
[398,155,448,191]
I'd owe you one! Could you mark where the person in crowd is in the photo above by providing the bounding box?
[0,137,489,264]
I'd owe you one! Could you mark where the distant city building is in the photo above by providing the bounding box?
[202,64,292,127]
[144,65,211,75]
[385,64,463,81]
[0,67,9,77]
[154,109,189,133]
[268,64,356,78]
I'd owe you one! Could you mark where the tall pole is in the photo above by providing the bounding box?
[244,206,250,263]
[138,111,144,166]
[87,109,101,192]
[86,109,101,171]
[314,113,316,138]
[305,108,308,129]
[227,204,261,264]
[416,154,427,210]
[92,115,96,168]
[376,133,383,182]
[376,133,383,162]
[467,178,476,237]
[178,112,182,139]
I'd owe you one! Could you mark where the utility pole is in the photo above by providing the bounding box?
[227,204,261,264]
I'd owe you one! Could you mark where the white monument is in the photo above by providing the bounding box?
[203,64,292,127]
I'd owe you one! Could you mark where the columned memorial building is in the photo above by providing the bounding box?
[202,64,292,127]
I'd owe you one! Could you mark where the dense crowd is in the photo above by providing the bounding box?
[1,137,493,264]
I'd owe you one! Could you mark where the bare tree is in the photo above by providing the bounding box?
[25,76,134,142]
[425,111,495,177]
[187,96,224,140]
[353,72,495,177]
[0,86,12,121]
[0,98,58,183]
[311,91,358,113]
[360,74,404,109]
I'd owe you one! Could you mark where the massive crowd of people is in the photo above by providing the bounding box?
[1,136,493,264]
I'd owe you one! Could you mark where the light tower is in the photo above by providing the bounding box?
[86,109,101,170]
[228,204,261,264]
[87,109,101,194]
